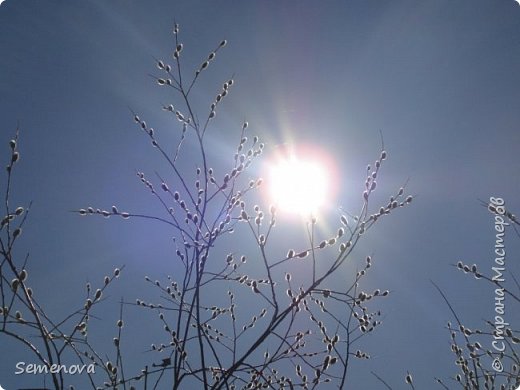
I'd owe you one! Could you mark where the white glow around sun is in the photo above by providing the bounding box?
[268,156,329,216]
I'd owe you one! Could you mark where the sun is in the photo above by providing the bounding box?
[267,151,331,216]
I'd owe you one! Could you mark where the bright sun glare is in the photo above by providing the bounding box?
[268,155,330,216]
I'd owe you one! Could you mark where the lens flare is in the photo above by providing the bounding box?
[266,146,333,216]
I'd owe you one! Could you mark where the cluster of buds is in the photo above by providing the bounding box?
[173,43,183,60]
[353,307,383,333]
[1,206,24,232]
[78,205,130,219]
[209,78,234,120]
[362,149,387,202]
[156,58,172,73]
[6,136,19,173]
[456,261,482,279]
[196,39,227,76]
[356,185,413,236]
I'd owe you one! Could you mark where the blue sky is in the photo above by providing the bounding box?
[1,1,520,388]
